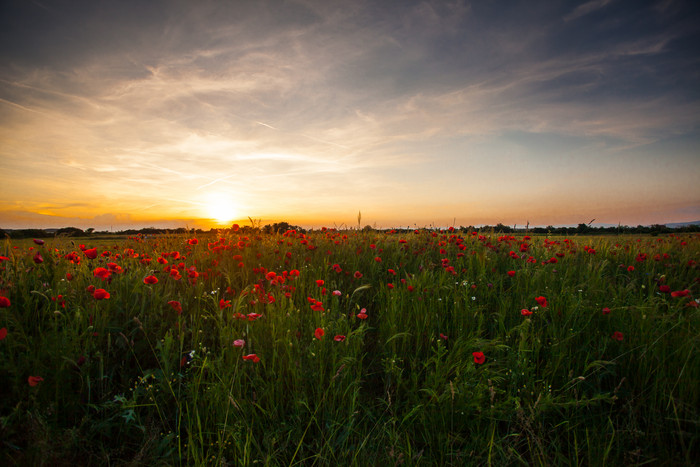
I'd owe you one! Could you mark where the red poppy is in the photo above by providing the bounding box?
[671,290,690,298]
[374,256,382,263]
[316,279,325,287]
[0,327,7,340]
[507,271,515,277]
[28,376,44,386]
[168,300,183,314]
[84,248,98,259]
[611,331,624,341]
[659,285,671,293]
[93,267,111,280]
[33,252,44,264]
[520,309,532,316]
[33,239,45,245]
[314,327,325,340]
[334,335,346,342]
[535,296,548,307]
[242,354,260,363]
[143,275,158,284]
[0,296,10,308]
[387,283,394,289]
[93,289,110,300]
[310,301,325,312]
[439,333,448,340]
[602,307,611,315]
[354,271,363,279]
[472,351,486,364]
[188,238,198,245]
[220,299,231,309]
[357,308,368,319]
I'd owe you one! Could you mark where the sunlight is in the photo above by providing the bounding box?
[203,192,239,225]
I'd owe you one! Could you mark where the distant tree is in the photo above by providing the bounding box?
[56,227,85,237]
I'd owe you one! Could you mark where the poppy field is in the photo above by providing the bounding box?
[0,228,698,465]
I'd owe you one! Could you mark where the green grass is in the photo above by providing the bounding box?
[0,230,698,465]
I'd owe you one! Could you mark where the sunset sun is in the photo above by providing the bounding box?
[204,193,239,225]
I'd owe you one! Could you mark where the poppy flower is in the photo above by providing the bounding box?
[33,239,45,245]
[168,300,182,314]
[602,307,611,315]
[93,267,111,280]
[354,271,363,279]
[316,279,325,287]
[33,252,44,264]
[93,289,110,300]
[188,238,198,245]
[220,299,231,309]
[310,301,325,312]
[233,339,245,348]
[332,290,342,296]
[535,296,548,307]
[439,333,448,340]
[0,327,7,340]
[357,308,368,319]
[242,354,260,363]
[472,351,486,365]
[520,309,532,316]
[671,290,690,298]
[507,271,515,277]
[0,296,10,308]
[143,275,158,284]
[84,248,98,259]
[334,335,346,342]
[659,285,671,293]
[314,327,325,340]
[28,376,44,387]
[611,331,624,341]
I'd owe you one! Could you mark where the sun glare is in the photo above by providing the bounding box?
[204,193,239,225]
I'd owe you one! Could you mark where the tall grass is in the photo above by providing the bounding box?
[0,230,698,465]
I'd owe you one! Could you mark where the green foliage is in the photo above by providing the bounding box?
[0,231,698,465]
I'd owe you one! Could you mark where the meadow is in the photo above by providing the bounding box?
[0,228,698,466]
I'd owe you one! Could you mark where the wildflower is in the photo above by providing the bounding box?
[354,271,363,279]
[535,296,548,307]
[334,335,346,342]
[247,312,262,321]
[472,351,486,365]
[439,333,448,340]
[33,252,44,264]
[316,279,325,287]
[332,290,342,297]
[627,266,634,272]
[314,327,325,340]
[387,283,394,289]
[93,289,110,300]
[0,327,7,340]
[188,238,198,245]
[521,309,533,316]
[507,270,515,277]
[611,331,624,341]
[671,289,690,298]
[143,275,158,284]
[242,354,260,363]
[168,300,183,314]
[33,239,45,245]
[0,296,10,308]
[28,376,44,386]
[357,308,368,319]
[310,301,325,312]
[602,307,611,315]
[659,285,671,293]
[233,339,245,348]
[84,248,98,259]
[219,299,231,309]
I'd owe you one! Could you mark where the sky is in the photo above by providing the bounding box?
[1,0,699,231]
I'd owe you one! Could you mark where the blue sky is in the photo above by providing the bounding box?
[1,0,698,229]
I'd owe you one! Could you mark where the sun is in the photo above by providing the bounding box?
[204,193,239,225]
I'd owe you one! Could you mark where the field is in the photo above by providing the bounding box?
[0,229,698,465]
